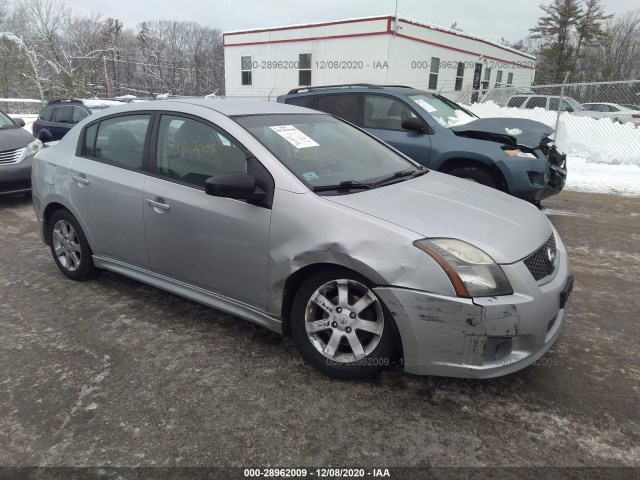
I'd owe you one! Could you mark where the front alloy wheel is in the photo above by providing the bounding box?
[291,269,398,378]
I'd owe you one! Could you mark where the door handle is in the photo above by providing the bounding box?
[146,199,171,211]
[71,174,89,185]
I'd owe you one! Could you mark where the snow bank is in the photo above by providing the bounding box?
[566,155,640,196]
[463,101,640,166]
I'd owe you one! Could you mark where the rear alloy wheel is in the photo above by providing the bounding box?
[448,165,499,189]
[48,210,97,280]
[291,269,397,378]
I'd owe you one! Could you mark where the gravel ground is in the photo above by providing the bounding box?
[0,191,638,473]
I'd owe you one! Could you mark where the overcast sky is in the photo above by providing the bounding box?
[66,0,638,43]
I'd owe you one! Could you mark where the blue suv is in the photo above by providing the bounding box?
[278,85,567,203]
[33,99,121,142]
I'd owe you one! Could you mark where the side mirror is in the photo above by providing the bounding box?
[401,117,425,133]
[205,172,263,202]
[14,118,25,127]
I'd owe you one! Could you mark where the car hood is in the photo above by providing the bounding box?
[325,171,552,264]
[0,127,34,151]
[450,118,554,149]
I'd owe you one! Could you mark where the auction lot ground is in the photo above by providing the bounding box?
[0,191,638,469]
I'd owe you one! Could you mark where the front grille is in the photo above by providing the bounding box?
[0,148,24,165]
[524,235,557,281]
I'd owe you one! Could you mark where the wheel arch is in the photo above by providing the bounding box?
[438,157,509,192]
[279,262,402,353]
[37,128,53,142]
[42,200,93,250]
[280,263,363,337]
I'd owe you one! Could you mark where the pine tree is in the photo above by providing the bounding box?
[530,0,583,83]
[572,0,612,78]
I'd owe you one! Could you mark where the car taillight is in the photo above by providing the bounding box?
[632,114,640,119]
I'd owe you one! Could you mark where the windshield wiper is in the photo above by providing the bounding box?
[372,168,428,187]
[312,180,374,192]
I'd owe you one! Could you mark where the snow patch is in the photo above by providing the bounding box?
[434,110,475,128]
[565,155,640,196]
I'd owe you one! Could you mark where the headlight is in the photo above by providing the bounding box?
[413,238,513,298]
[503,148,537,159]
[18,139,44,162]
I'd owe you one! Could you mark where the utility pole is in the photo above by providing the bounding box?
[102,56,110,97]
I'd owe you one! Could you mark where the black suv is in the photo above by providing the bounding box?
[33,99,122,142]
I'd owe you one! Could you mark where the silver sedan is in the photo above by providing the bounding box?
[31,99,573,379]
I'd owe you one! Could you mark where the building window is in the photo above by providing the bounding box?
[299,53,312,86]
[241,56,252,86]
[482,67,491,90]
[428,57,439,90]
[507,72,514,86]
[455,62,465,91]
[495,70,503,87]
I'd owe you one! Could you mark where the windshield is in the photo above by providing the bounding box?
[408,94,475,127]
[0,110,17,128]
[235,114,421,190]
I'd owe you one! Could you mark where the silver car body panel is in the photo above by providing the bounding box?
[92,255,282,334]
[69,158,148,267]
[31,99,571,378]
[143,175,271,309]
[374,229,569,378]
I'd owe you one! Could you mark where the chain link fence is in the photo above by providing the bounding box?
[440,80,640,165]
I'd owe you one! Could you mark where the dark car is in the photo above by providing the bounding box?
[33,99,123,142]
[0,109,43,195]
[278,84,567,203]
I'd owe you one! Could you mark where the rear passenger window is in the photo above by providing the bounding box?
[285,96,315,108]
[92,115,150,170]
[315,94,359,124]
[54,106,73,124]
[507,97,526,108]
[72,107,89,123]
[549,98,559,111]
[525,97,547,109]
[155,115,247,187]
[39,108,54,121]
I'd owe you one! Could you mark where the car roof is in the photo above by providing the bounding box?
[158,98,321,116]
[68,98,322,121]
[283,85,424,96]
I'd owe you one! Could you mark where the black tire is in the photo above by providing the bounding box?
[47,209,98,280]
[448,165,499,189]
[291,267,398,379]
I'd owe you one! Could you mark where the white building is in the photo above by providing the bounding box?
[223,16,536,101]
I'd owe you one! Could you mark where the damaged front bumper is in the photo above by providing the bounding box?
[529,146,567,202]
[374,246,571,378]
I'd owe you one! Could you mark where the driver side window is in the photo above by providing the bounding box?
[363,95,417,131]
[155,115,247,188]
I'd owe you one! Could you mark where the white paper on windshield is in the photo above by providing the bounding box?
[270,125,319,149]
[414,99,437,113]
